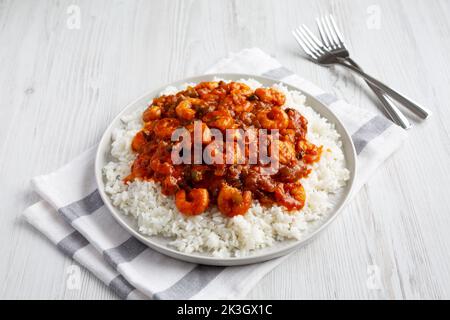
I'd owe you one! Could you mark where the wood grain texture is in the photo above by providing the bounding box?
[1,0,449,299]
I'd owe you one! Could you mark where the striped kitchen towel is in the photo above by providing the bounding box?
[23,48,407,299]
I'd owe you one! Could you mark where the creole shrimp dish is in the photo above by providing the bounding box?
[103,79,350,257]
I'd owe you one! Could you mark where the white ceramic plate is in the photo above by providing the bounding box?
[95,74,357,266]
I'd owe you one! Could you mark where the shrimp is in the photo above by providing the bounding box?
[224,82,253,110]
[280,128,296,143]
[271,139,296,164]
[257,107,289,130]
[254,88,286,106]
[143,105,162,122]
[195,81,219,91]
[185,121,212,144]
[195,82,220,98]
[274,183,306,211]
[297,139,323,164]
[217,185,252,217]
[175,98,202,121]
[202,110,235,131]
[150,158,174,175]
[125,153,152,182]
[229,82,253,96]
[153,118,180,139]
[131,131,147,153]
[286,108,308,138]
[175,188,210,215]
[219,95,252,113]
[234,101,253,113]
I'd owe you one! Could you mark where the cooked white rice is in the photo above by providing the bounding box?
[103,79,350,257]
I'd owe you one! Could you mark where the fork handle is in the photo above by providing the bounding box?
[336,58,431,119]
[345,58,411,129]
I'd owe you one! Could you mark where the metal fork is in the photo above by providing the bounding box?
[316,16,410,129]
[292,15,431,126]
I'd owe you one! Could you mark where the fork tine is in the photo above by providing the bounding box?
[321,16,337,49]
[302,24,328,52]
[316,17,331,49]
[292,29,317,59]
[297,26,323,57]
[299,25,324,54]
[324,15,341,48]
[294,28,317,55]
[329,15,345,45]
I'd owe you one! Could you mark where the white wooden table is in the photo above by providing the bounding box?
[1,0,450,299]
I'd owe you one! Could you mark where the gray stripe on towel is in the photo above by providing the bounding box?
[109,275,135,299]
[315,93,339,106]
[261,67,294,80]
[56,231,89,257]
[153,265,225,300]
[352,115,392,154]
[58,189,103,223]
[103,237,147,269]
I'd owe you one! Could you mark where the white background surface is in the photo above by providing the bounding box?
[1,0,449,299]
